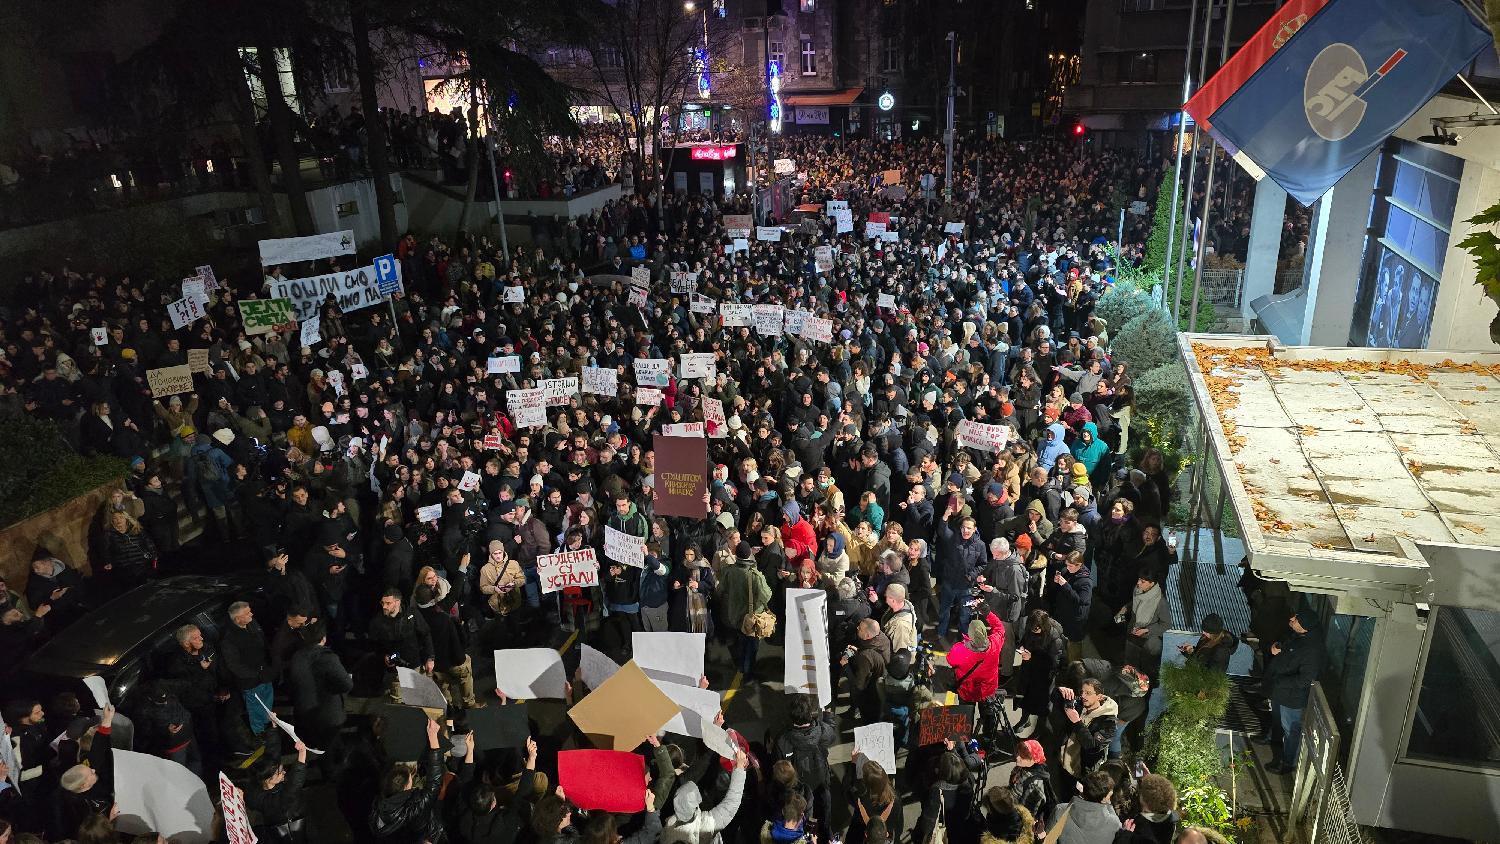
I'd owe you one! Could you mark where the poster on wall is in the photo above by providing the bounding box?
[1362,246,1437,350]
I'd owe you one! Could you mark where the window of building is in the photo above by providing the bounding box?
[1118,51,1157,83]
[801,38,816,74]
[1350,139,1463,349]
[882,36,901,72]
[769,40,786,70]
[1406,606,1500,767]
[800,0,815,11]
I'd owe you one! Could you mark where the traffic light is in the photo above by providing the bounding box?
[1072,123,1086,137]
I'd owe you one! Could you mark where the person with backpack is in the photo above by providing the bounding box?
[912,739,982,844]
[184,426,235,541]
[772,694,838,835]
[881,648,918,749]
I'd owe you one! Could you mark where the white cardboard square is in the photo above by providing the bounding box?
[493,648,568,700]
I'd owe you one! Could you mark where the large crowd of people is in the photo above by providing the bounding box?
[0,132,1310,844]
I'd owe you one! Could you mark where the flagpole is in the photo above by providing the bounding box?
[1173,0,1217,326]
[1187,0,1235,333]
[1161,0,1198,303]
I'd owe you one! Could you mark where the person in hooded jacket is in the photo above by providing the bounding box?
[816,532,850,581]
[1037,422,1070,471]
[1069,422,1107,475]
[1014,610,1066,738]
[287,621,353,750]
[779,501,818,564]
[948,611,1005,740]
[841,618,891,724]
[1057,678,1119,799]
[1261,610,1324,775]
[662,750,748,844]
[371,718,446,842]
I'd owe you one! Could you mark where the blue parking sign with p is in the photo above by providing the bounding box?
[374,253,402,296]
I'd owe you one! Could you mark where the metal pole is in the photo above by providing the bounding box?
[483,85,511,270]
[944,31,956,203]
[1161,0,1198,297]
[1117,207,1125,249]
[1188,0,1234,333]
[1172,0,1216,325]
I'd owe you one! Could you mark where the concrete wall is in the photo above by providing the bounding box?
[305,174,411,253]
[0,483,118,593]
[1426,160,1500,351]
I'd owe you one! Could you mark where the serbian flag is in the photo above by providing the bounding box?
[1184,0,1489,206]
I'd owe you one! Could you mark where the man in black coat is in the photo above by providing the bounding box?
[367,588,434,703]
[415,584,478,709]
[287,621,353,750]
[221,601,274,735]
[159,623,229,756]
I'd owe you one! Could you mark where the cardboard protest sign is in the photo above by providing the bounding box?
[628,285,648,308]
[826,200,849,216]
[690,294,716,314]
[493,648,567,699]
[784,309,811,336]
[558,750,647,813]
[800,316,834,344]
[378,704,453,761]
[84,675,110,709]
[703,397,727,438]
[582,367,618,397]
[112,749,215,842]
[881,230,900,243]
[540,377,579,407]
[538,548,599,594]
[944,221,965,234]
[916,704,975,746]
[877,293,897,309]
[147,365,194,398]
[567,661,678,751]
[661,422,705,438]
[327,370,346,397]
[654,679,722,738]
[300,315,322,348]
[814,246,834,273]
[487,355,520,374]
[241,298,295,335]
[756,226,783,242]
[218,773,255,844]
[351,363,368,381]
[753,304,784,336]
[258,230,355,265]
[416,503,444,523]
[91,327,108,346]
[637,386,664,406]
[182,277,208,306]
[719,303,753,327]
[634,358,670,388]
[458,470,481,492]
[631,266,650,287]
[604,525,645,568]
[853,723,897,775]
[785,589,832,706]
[868,212,890,225]
[507,388,546,427]
[270,263,394,322]
[731,237,749,253]
[670,271,698,294]
[865,221,887,239]
[882,169,902,185]
[653,433,707,518]
[482,434,504,450]
[773,158,796,175]
[167,296,204,329]
[467,702,530,751]
[634,633,705,688]
[187,348,210,374]
[503,286,525,303]
[957,419,1011,452]
[679,352,716,380]
[578,643,620,691]
[196,265,218,291]
[834,210,853,234]
[724,215,753,237]
[397,667,449,712]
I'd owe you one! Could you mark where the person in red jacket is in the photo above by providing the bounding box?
[780,501,818,565]
[947,611,1006,744]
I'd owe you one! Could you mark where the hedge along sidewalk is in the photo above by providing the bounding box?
[1145,661,1252,842]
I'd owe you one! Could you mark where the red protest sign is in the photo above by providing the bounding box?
[558,750,647,813]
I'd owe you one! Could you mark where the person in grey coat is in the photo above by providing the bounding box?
[1119,569,1172,679]
[1050,770,1120,844]
[287,621,353,750]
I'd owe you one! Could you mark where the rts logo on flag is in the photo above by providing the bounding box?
[1304,43,1406,141]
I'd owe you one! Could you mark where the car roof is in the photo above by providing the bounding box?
[24,573,259,678]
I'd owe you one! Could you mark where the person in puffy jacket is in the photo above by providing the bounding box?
[779,501,818,564]
[371,719,446,842]
[100,510,156,593]
[948,610,1004,705]
[816,532,850,581]
[662,751,748,844]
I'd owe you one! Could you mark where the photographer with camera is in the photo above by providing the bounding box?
[946,610,1005,745]
[367,588,434,703]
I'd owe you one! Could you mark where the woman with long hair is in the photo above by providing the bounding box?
[845,758,901,844]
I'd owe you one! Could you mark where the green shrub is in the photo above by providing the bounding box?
[1147,661,1238,840]
[1096,284,1155,338]
[1112,309,1179,374]
[1134,362,1192,440]
[0,414,128,528]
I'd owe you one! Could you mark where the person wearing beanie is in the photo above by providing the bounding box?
[414,583,477,709]
[479,540,525,617]
[946,609,1005,739]
[380,522,416,594]
[663,750,749,844]
[1179,613,1239,674]
[716,539,771,678]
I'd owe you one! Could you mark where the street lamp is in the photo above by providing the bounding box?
[878,91,895,111]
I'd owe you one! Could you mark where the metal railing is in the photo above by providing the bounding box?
[1289,683,1368,844]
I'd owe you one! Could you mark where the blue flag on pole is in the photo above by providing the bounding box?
[1185,0,1490,206]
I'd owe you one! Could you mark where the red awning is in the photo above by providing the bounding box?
[784,87,865,107]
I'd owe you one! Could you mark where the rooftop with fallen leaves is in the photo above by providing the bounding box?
[1182,336,1500,561]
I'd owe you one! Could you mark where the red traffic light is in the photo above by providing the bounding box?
[1072,123,1086,136]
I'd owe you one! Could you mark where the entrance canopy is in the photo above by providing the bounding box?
[1180,335,1500,601]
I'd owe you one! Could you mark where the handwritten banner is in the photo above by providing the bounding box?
[270,263,395,322]
[539,548,599,593]
[146,365,193,397]
[582,367,618,397]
